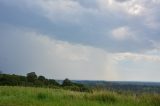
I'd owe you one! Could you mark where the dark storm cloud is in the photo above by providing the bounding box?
[0,0,160,52]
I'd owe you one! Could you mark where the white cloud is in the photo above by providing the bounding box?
[111,26,135,41]
[0,28,160,81]
[128,4,144,16]
[114,52,160,62]
[0,28,119,80]
[98,0,145,16]
[113,52,160,81]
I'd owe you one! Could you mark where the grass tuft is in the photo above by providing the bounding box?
[150,95,160,106]
[85,92,117,103]
[36,92,47,100]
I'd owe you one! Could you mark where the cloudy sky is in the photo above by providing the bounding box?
[0,0,160,82]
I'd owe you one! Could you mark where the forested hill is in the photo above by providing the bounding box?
[74,80,160,93]
[0,72,89,92]
[1,72,160,93]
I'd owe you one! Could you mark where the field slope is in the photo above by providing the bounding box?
[0,86,160,106]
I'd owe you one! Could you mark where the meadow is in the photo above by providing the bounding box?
[0,86,160,106]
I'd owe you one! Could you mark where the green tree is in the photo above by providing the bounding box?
[26,72,37,83]
[38,76,46,82]
[62,78,73,86]
[48,79,60,86]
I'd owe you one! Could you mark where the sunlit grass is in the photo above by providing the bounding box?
[0,86,159,106]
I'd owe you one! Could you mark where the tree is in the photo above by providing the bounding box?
[37,75,46,86]
[62,78,73,86]
[26,72,37,83]
[0,74,20,86]
[38,76,46,82]
[48,79,60,86]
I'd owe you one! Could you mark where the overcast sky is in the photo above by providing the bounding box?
[0,0,160,82]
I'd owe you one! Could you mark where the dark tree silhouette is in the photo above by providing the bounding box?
[48,79,60,86]
[26,72,37,83]
[62,78,73,86]
[0,72,89,92]
[38,76,46,82]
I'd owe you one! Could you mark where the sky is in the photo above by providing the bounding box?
[0,0,160,82]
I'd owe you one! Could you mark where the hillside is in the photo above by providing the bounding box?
[0,86,160,106]
[74,80,160,93]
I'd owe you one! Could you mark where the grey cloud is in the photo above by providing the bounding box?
[0,0,160,82]
[114,0,130,3]
[0,0,160,53]
[0,27,160,81]
[0,28,118,80]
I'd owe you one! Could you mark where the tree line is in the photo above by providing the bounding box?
[0,72,90,92]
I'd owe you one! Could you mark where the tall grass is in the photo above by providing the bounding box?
[0,86,159,106]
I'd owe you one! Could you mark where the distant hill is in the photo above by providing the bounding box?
[73,80,160,93]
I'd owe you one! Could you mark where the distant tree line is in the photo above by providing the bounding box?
[0,72,90,92]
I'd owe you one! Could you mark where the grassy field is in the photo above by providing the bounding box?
[0,86,160,106]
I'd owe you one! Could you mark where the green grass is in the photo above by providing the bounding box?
[0,86,160,106]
